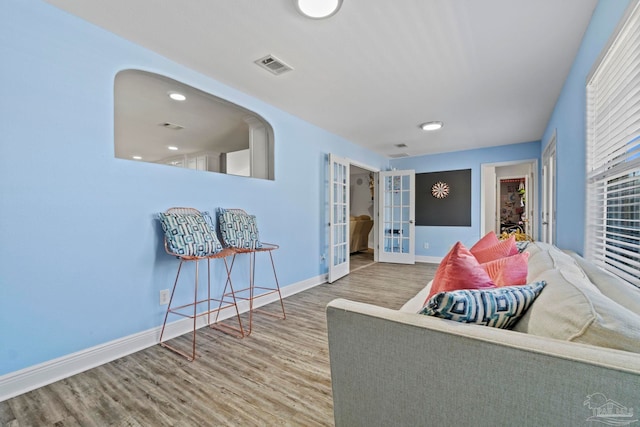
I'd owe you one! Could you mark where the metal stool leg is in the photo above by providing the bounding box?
[210,256,245,338]
[245,247,286,335]
[159,259,184,346]
[159,258,201,362]
[159,252,244,361]
[267,249,286,320]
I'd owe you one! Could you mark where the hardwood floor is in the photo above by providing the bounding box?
[0,262,438,427]
[349,250,374,272]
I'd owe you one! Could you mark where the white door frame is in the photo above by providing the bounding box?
[481,159,538,239]
[327,154,380,282]
[541,132,557,244]
[348,160,380,262]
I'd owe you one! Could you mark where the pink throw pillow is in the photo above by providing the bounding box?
[471,235,518,264]
[470,232,500,253]
[481,252,530,287]
[425,241,496,303]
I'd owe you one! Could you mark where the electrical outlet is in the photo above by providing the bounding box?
[423,242,429,249]
[159,289,170,305]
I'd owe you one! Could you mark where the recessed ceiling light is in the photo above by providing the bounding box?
[168,146,179,151]
[132,155,142,160]
[295,0,342,19]
[168,92,186,101]
[420,121,444,131]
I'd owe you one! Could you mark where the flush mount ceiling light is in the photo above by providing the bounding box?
[132,155,142,160]
[295,0,342,19]
[168,146,179,151]
[168,92,186,101]
[420,121,444,131]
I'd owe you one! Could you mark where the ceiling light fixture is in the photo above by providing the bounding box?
[420,121,444,131]
[295,0,342,19]
[168,146,179,151]
[168,92,186,101]
[132,155,142,160]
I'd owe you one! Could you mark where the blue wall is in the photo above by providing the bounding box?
[390,141,540,257]
[1,0,632,380]
[0,0,387,375]
[540,0,631,254]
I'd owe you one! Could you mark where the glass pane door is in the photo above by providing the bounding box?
[328,154,350,283]
[378,170,415,264]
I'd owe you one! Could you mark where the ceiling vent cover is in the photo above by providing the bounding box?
[255,54,293,75]
[161,122,184,130]
[389,153,409,158]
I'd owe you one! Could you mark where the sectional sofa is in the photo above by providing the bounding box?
[326,241,640,426]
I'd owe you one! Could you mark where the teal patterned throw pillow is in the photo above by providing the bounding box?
[158,212,223,257]
[420,281,546,329]
[218,209,263,250]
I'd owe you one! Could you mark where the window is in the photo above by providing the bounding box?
[585,1,640,287]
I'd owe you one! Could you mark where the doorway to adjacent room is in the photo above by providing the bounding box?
[349,165,376,272]
[481,159,538,239]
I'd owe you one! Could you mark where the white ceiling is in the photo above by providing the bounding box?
[114,70,265,162]
[45,0,598,158]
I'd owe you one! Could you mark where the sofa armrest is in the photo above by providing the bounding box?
[326,298,640,427]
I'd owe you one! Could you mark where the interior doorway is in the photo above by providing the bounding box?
[327,154,380,283]
[481,159,538,239]
[541,134,557,244]
[349,165,376,271]
[498,176,528,235]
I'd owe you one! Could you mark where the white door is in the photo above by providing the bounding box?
[328,154,350,283]
[378,170,415,264]
[542,139,557,244]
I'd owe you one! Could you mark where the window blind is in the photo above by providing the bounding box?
[586,1,640,287]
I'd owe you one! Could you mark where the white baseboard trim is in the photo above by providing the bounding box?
[416,255,443,264]
[0,274,326,403]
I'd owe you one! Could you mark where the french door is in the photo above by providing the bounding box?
[328,154,350,283]
[378,170,415,264]
[542,137,557,244]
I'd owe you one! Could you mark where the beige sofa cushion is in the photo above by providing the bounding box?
[567,251,640,316]
[514,242,640,353]
[524,241,588,282]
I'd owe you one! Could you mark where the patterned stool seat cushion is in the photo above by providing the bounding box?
[158,211,223,257]
[218,208,263,250]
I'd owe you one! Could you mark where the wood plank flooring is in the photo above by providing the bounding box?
[0,261,438,427]
[349,250,374,272]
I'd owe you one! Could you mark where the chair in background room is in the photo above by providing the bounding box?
[217,208,286,336]
[158,207,244,361]
[349,215,374,253]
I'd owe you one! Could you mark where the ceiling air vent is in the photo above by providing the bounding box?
[161,122,184,130]
[394,143,408,148]
[389,153,409,158]
[255,54,293,75]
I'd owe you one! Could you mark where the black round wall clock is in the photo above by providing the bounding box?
[431,181,450,199]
